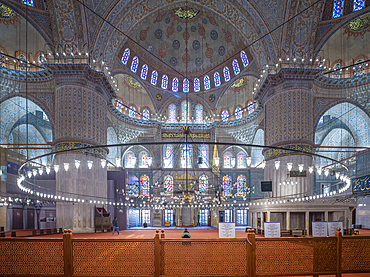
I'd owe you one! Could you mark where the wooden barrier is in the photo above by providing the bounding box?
[0,228,369,276]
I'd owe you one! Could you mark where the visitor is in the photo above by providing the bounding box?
[112,217,119,235]
[181,228,191,238]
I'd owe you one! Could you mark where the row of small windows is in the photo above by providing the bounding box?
[22,0,33,7]
[122,48,249,93]
[333,0,365,18]
[168,102,203,123]
[331,59,367,78]
[116,100,150,120]
[128,173,248,197]
[221,102,255,122]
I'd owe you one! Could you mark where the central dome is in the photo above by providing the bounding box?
[129,5,244,78]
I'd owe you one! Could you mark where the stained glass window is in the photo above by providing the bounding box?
[318,116,323,125]
[199,175,208,194]
[233,59,240,75]
[199,144,208,168]
[237,152,246,168]
[332,0,344,18]
[214,72,221,87]
[181,101,190,122]
[151,70,158,85]
[43,112,49,121]
[223,67,231,82]
[183,78,189,93]
[139,151,148,168]
[19,55,27,71]
[141,64,148,80]
[221,110,229,122]
[241,51,249,68]
[0,53,4,67]
[142,108,150,120]
[131,56,139,73]
[181,144,192,168]
[161,75,168,89]
[353,0,365,11]
[140,174,150,196]
[22,0,33,7]
[248,101,254,114]
[224,153,232,168]
[237,175,246,197]
[235,107,242,119]
[196,104,203,123]
[204,75,211,90]
[164,175,173,195]
[353,59,365,76]
[172,77,179,92]
[194,78,200,92]
[121,48,130,65]
[164,145,173,168]
[125,151,135,168]
[116,100,123,113]
[129,106,136,118]
[169,104,176,123]
[332,63,341,78]
[222,175,232,197]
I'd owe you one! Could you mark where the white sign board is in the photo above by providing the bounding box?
[264,222,281,238]
[328,221,343,236]
[219,222,235,238]
[312,221,328,237]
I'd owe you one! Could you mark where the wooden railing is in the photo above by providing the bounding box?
[0,229,369,276]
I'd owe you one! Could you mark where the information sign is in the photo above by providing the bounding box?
[264,222,281,238]
[219,222,235,238]
[312,221,327,237]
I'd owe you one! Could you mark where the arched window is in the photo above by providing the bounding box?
[121,48,130,65]
[237,152,246,168]
[164,175,173,195]
[139,151,148,168]
[164,145,173,168]
[172,77,179,92]
[125,151,136,168]
[181,101,190,122]
[247,101,254,114]
[240,51,249,68]
[224,152,232,168]
[237,175,246,197]
[204,75,211,90]
[141,64,148,80]
[353,59,365,76]
[199,144,208,168]
[196,104,203,123]
[332,0,344,18]
[199,175,208,195]
[232,59,240,75]
[169,104,176,123]
[222,175,232,197]
[183,79,189,93]
[43,112,49,121]
[194,78,200,92]
[142,108,150,120]
[116,100,123,113]
[140,174,150,196]
[332,63,341,78]
[131,56,139,73]
[18,55,27,71]
[22,0,33,7]
[214,72,221,87]
[223,67,231,82]
[129,106,136,118]
[318,116,324,125]
[235,107,242,119]
[353,0,365,11]
[181,144,192,168]
[221,110,229,122]
[151,70,158,85]
[161,75,168,89]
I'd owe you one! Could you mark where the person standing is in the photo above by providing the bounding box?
[112,217,119,235]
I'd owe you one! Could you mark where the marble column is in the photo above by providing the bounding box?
[305,211,310,235]
[254,212,258,229]
[286,211,290,230]
[256,69,319,198]
[267,211,271,222]
[324,211,329,222]
[260,212,264,230]
[52,66,112,232]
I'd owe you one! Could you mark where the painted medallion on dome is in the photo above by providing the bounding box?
[174,7,200,20]
[230,77,245,89]
[126,76,141,88]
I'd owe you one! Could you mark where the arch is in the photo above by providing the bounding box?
[131,56,139,73]
[235,106,243,120]
[128,105,137,118]
[172,77,179,93]
[223,67,231,82]
[232,59,240,75]
[142,107,150,120]
[140,174,150,196]
[164,175,173,195]
[183,78,189,93]
[139,151,149,168]
[121,48,130,65]
[315,102,370,147]
[140,64,148,80]
[151,70,158,85]
[214,72,221,87]
[237,175,247,197]
[221,109,229,122]
[237,152,246,168]
[194,78,200,92]
[224,152,232,168]
[199,174,208,195]
[161,75,168,90]
[222,175,232,197]
[204,75,211,90]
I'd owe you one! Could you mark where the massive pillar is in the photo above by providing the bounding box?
[256,69,320,198]
[50,65,114,232]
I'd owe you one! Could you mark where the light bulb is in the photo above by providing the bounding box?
[101,159,106,168]
[324,168,329,177]
[261,161,266,169]
[214,157,220,167]
[335,172,340,179]
[275,161,280,170]
[287,162,293,171]
[317,167,322,176]
[308,166,314,174]
[28,171,32,178]
[148,157,153,166]
[33,169,37,176]
[46,167,51,174]
[116,158,121,167]
[54,165,59,173]
[246,157,251,167]
[231,158,236,168]
[87,161,93,169]
[75,160,80,169]
[38,168,43,175]
[298,164,304,172]
[64,163,69,171]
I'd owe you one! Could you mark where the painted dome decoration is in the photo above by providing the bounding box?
[230,77,245,89]
[173,7,200,20]
[126,76,141,88]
